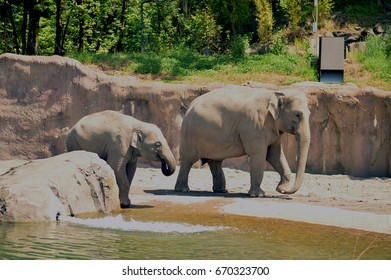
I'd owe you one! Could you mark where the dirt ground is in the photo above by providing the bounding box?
[129,166,391,234]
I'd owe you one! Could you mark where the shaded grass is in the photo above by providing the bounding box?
[343,4,385,28]
[68,49,318,86]
[351,35,391,89]
[68,42,390,90]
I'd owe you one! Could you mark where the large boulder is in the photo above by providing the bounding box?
[0,151,120,222]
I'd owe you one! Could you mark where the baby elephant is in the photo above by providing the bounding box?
[66,110,176,208]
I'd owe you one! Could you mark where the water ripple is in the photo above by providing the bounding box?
[59,215,226,233]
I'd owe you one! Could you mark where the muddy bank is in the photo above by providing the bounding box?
[1,54,391,177]
[129,167,391,234]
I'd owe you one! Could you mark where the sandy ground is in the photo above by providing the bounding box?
[129,166,391,234]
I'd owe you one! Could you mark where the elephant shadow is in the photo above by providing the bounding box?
[143,189,293,200]
[127,204,155,209]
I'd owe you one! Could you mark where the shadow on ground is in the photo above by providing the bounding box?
[143,189,293,200]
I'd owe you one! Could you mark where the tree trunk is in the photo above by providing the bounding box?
[21,0,28,54]
[183,0,189,15]
[26,0,40,55]
[5,1,20,54]
[77,0,84,53]
[140,1,145,53]
[60,11,72,54]
[2,6,7,52]
[54,0,63,55]
[114,0,128,51]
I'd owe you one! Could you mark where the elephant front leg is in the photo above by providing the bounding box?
[108,156,131,208]
[117,168,131,208]
[247,148,267,197]
[266,139,292,193]
[126,160,137,189]
[208,160,227,193]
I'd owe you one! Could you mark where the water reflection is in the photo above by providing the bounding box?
[1,211,391,260]
[59,215,225,233]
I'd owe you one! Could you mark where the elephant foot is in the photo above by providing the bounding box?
[120,202,131,209]
[213,186,228,193]
[212,182,228,193]
[120,197,131,209]
[247,188,265,197]
[276,181,291,194]
[174,183,190,193]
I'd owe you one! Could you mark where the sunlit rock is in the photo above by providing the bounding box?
[0,151,120,222]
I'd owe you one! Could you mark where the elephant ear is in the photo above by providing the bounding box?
[131,129,144,150]
[268,92,284,120]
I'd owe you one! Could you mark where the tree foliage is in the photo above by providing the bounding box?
[0,0,339,55]
[254,0,273,43]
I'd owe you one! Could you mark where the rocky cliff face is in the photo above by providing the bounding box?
[0,53,215,161]
[283,82,391,177]
[0,54,390,177]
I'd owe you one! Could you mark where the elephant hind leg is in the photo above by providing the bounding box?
[208,160,227,193]
[175,157,197,192]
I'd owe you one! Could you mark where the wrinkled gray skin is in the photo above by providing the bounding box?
[175,86,311,197]
[67,110,176,208]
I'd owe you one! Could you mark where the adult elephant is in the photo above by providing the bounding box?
[67,110,176,208]
[175,85,310,197]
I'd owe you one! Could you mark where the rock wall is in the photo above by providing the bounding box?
[0,53,390,177]
[0,53,216,161]
[281,82,391,177]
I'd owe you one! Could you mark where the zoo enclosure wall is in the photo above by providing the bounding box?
[0,54,390,178]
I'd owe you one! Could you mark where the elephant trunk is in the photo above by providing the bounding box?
[277,125,310,194]
[159,148,176,176]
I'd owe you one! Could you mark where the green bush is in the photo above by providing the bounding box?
[254,0,273,43]
[180,8,222,53]
[344,4,383,26]
[364,35,386,57]
[270,31,288,55]
[385,34,391,58]
[356,35,391,82]
[231,35,250,59]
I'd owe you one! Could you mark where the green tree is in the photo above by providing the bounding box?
[54,0,74,55]
[318,0,334,28]
[288,0,307,31]
[180,7,222,52]
[0,0,18,53]
[113,0,129,52]
[279,0,333,31]
[208,0,252,38]
[254,0,273,43]
[0,0,339,55]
